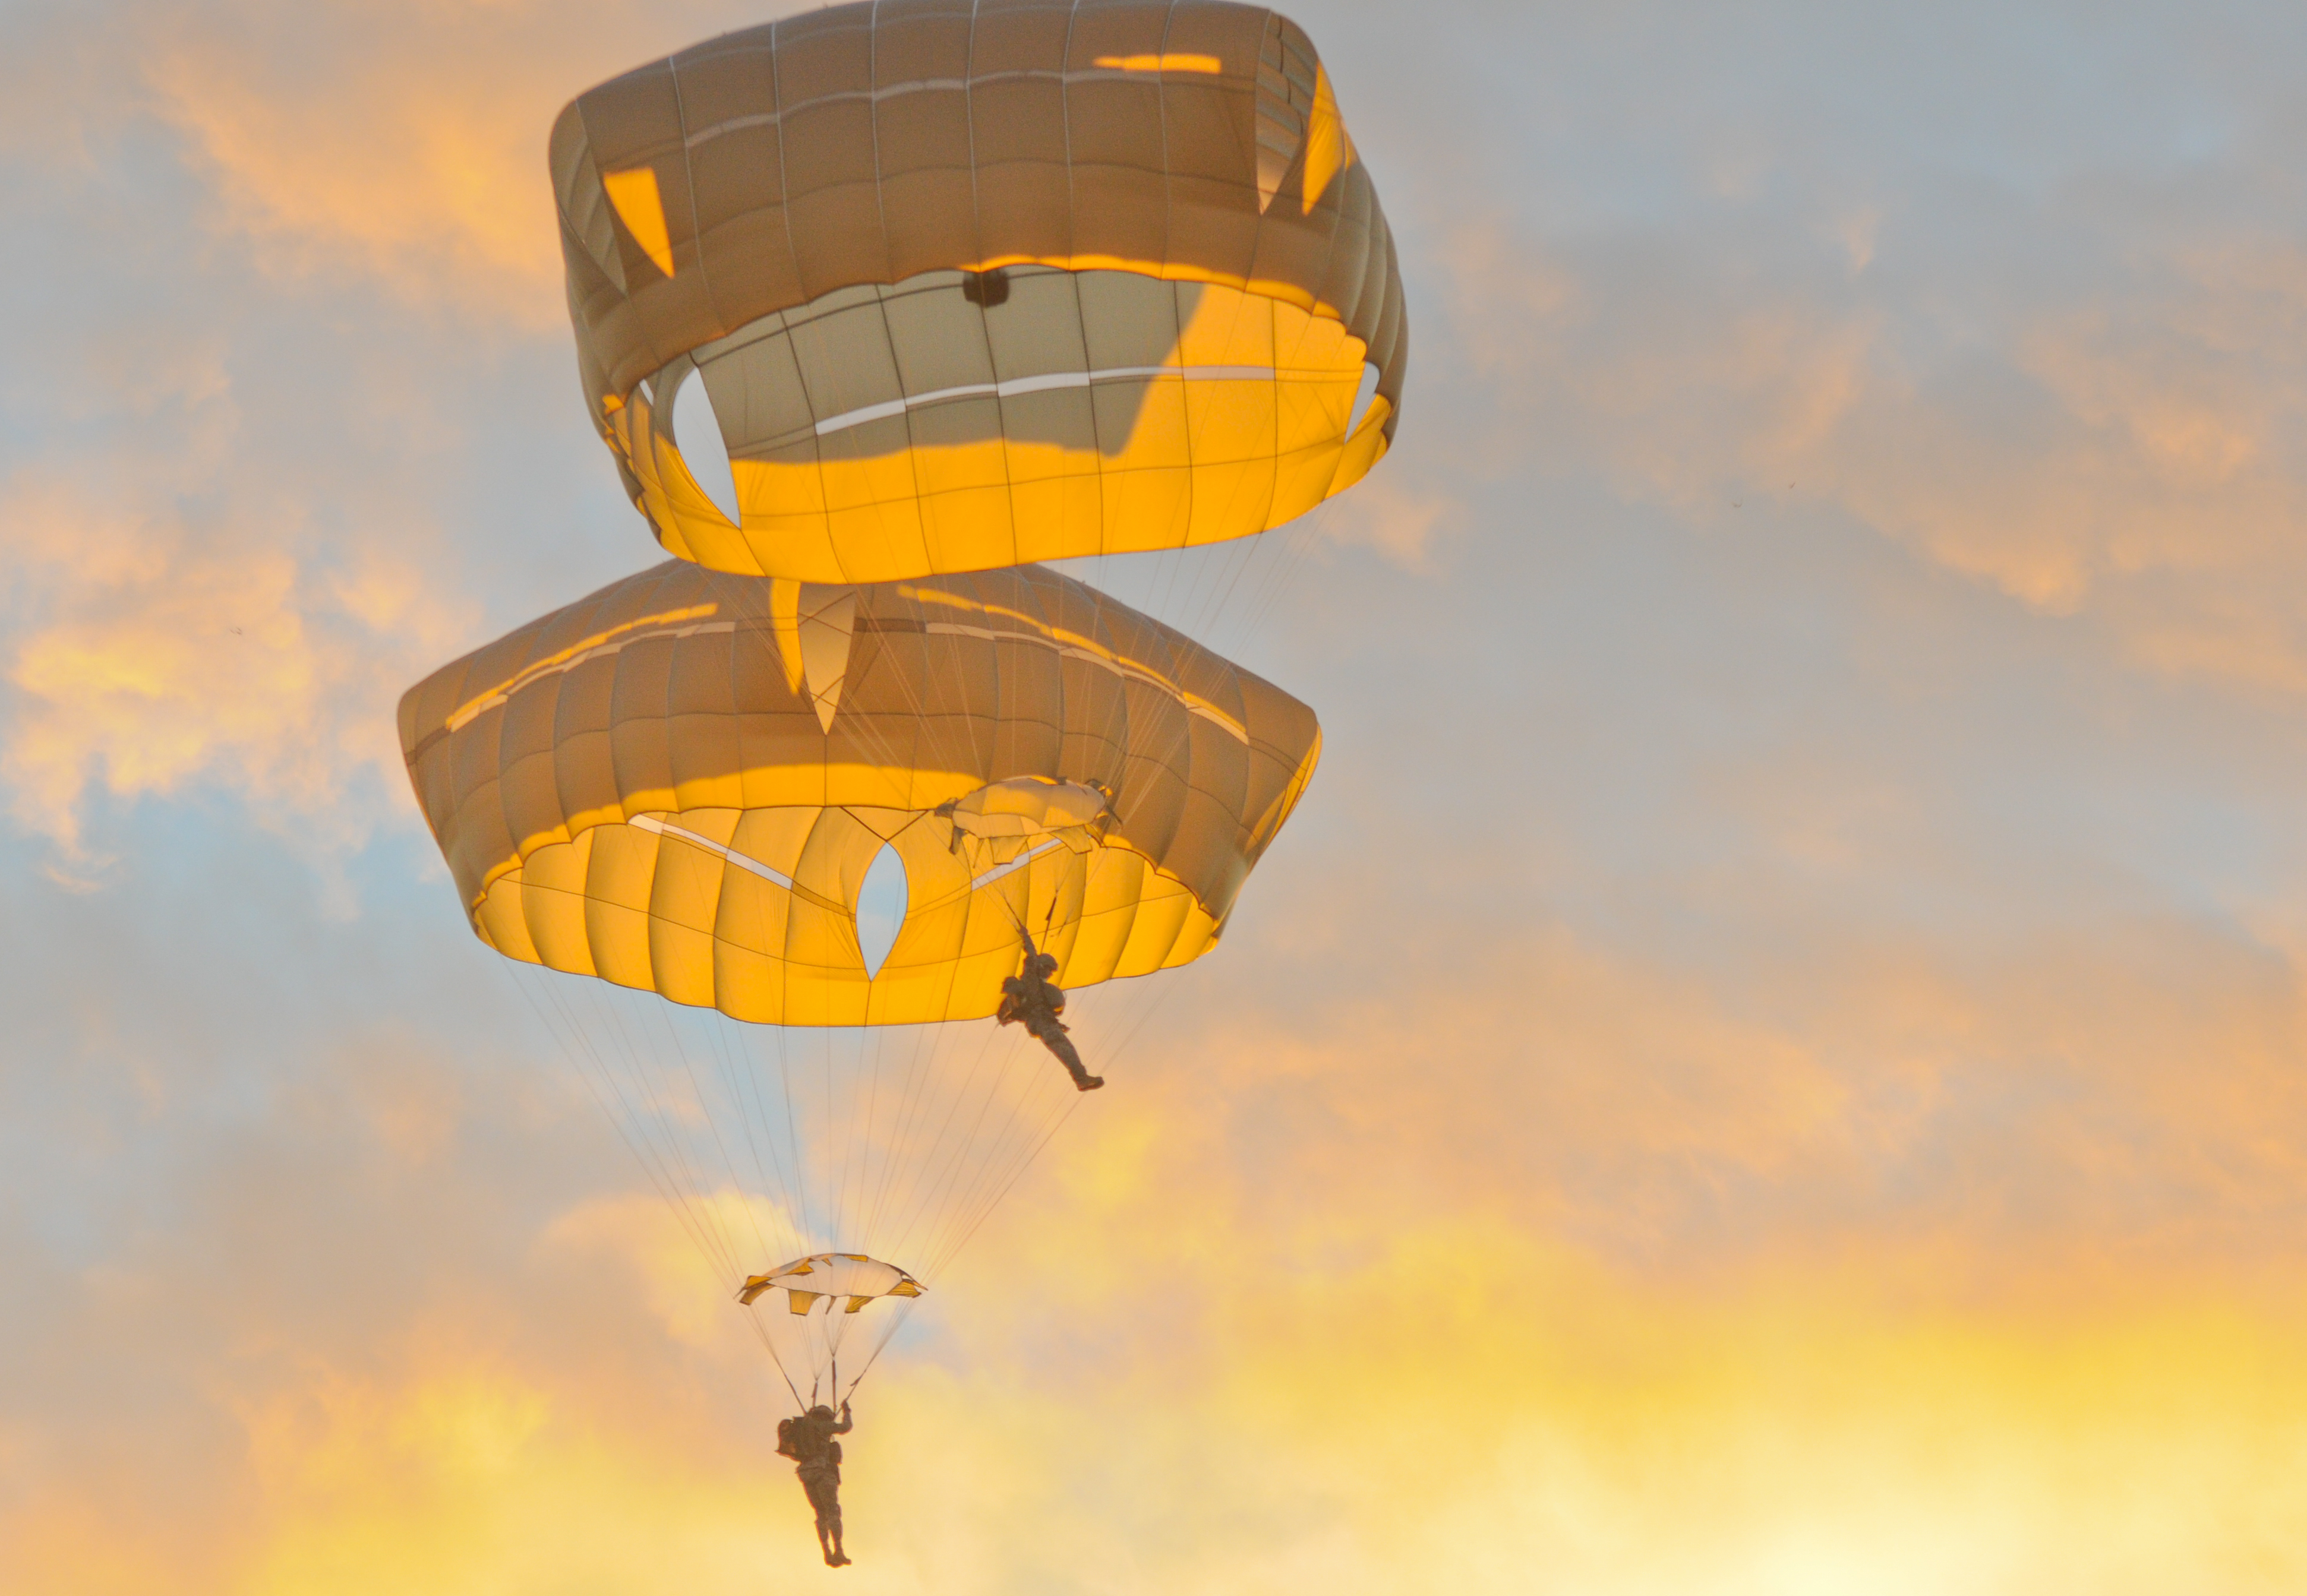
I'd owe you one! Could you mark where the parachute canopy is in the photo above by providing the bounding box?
[940,775,1111,843]
[740,1253,926,1315]
[397,561,1321,1027]
[554,0,1406,583]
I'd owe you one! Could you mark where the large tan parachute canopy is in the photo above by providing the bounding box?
[399,561,1321,1026]
[553,0,1406,583]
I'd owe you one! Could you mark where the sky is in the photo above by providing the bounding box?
[7,1,2307,1591]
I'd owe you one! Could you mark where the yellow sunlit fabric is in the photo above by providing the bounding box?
[599,167,674,280]
[553,0,1406,583]
[398,560,1321,1027]
[739,1254,924,1314]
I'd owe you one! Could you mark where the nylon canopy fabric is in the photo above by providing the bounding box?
[739,1253,926,1313]
[398,560,1321,1028]
[554,0,1406,582]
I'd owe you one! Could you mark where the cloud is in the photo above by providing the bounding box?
[128,0,713,330]
[0,467,475,861]
[1397,23,2307,696]
[1315,466,1461,573]
[0,0,778,333]
[1433,213,2307,636]
[8,1040,2307,1596]
[8,699,2307,1594]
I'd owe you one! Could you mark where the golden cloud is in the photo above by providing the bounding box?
[132,0,735,329]
[14,1183,2306,1595]
[0,470,475,856]
[8,887,2307,1592]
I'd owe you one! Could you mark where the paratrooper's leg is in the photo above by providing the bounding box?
[805,1474,849,1566]
[1031,1019,1103,1091]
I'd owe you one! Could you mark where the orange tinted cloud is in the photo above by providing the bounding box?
[0,470,473,858]
[132,0,736,328]
[11,1145,2307,1595]
[6,832,2307,1592]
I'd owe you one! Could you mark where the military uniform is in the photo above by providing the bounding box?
[778,1404,854,1565]
[998,945,1104,1091]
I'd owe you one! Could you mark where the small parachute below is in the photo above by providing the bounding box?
[740,1253,924,1314]
[740,1254,926,1401]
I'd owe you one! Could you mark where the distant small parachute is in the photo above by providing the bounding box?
[737,1253,926,1386]
[740,1254,923,1313]
[399,560,1318,1401]
[550,0,1406,584]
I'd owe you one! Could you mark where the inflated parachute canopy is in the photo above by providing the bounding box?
[553,0,1406,583]
[398,560,1320,1026]
[740,1253,924,1314]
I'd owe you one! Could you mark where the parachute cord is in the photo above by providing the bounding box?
[913,1026,1047,1273]
[925,969,1175,1272]
[578,978,730,1275]
[926,1086,1081,1281]
[849,1020,888,1256]
[1185,509,1265,647]
[747,1307,808,1412]
[771,981,813,1249]
[860,959,968,1254]
[927,1022,1070,1274]
[857,1022,932,1262]
[514,967,754,1285]
[878,1017,1010,1269]
[820,1020,839,1247]
[989,890,1028,940]
[717,1016,805,1267]
[917,1046,1068,1278]
[612,1000,745,1286]
[508,968,723,1273]
[645,993,774,1272]
[838,1298,918,1404]
[1233,495,1338,653]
